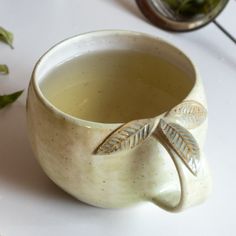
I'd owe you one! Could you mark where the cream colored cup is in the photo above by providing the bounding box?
[27,30,212,212]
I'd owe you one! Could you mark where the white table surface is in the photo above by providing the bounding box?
[0,0,236,235]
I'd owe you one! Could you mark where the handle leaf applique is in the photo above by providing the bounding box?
[165,100,207,129]
[156,119,200,175]
[95,118,157,155]
[94,100,206,176]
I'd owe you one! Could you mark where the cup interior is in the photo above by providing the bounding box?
[33,31,196,125]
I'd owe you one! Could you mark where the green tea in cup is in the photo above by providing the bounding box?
[40,49,192,123]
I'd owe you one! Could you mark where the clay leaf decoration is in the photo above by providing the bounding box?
[166,100,207,129]
[95,118,158,155]
[156,119,200,175]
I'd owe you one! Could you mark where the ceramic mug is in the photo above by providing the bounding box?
[27,30,212,212]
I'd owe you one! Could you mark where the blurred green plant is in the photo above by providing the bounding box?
[0,26,23,109]
[0,64,9,75]
[162,0,220,18]
[0,26,14,48]
[0,91,23,109]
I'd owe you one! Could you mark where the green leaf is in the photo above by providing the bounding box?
[0,90,23,109]
[0,64,9,74]
[0,26,14,48]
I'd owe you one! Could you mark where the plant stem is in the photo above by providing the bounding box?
[213,20,236,44]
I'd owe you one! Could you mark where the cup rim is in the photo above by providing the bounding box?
[31,29,198,129]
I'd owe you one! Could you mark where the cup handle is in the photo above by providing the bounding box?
[95,100,212,212]
[152,119,212,212]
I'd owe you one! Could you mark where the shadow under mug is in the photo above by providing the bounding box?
[27,30,212,212]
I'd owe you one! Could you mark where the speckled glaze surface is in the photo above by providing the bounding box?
[27,30,212,212]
